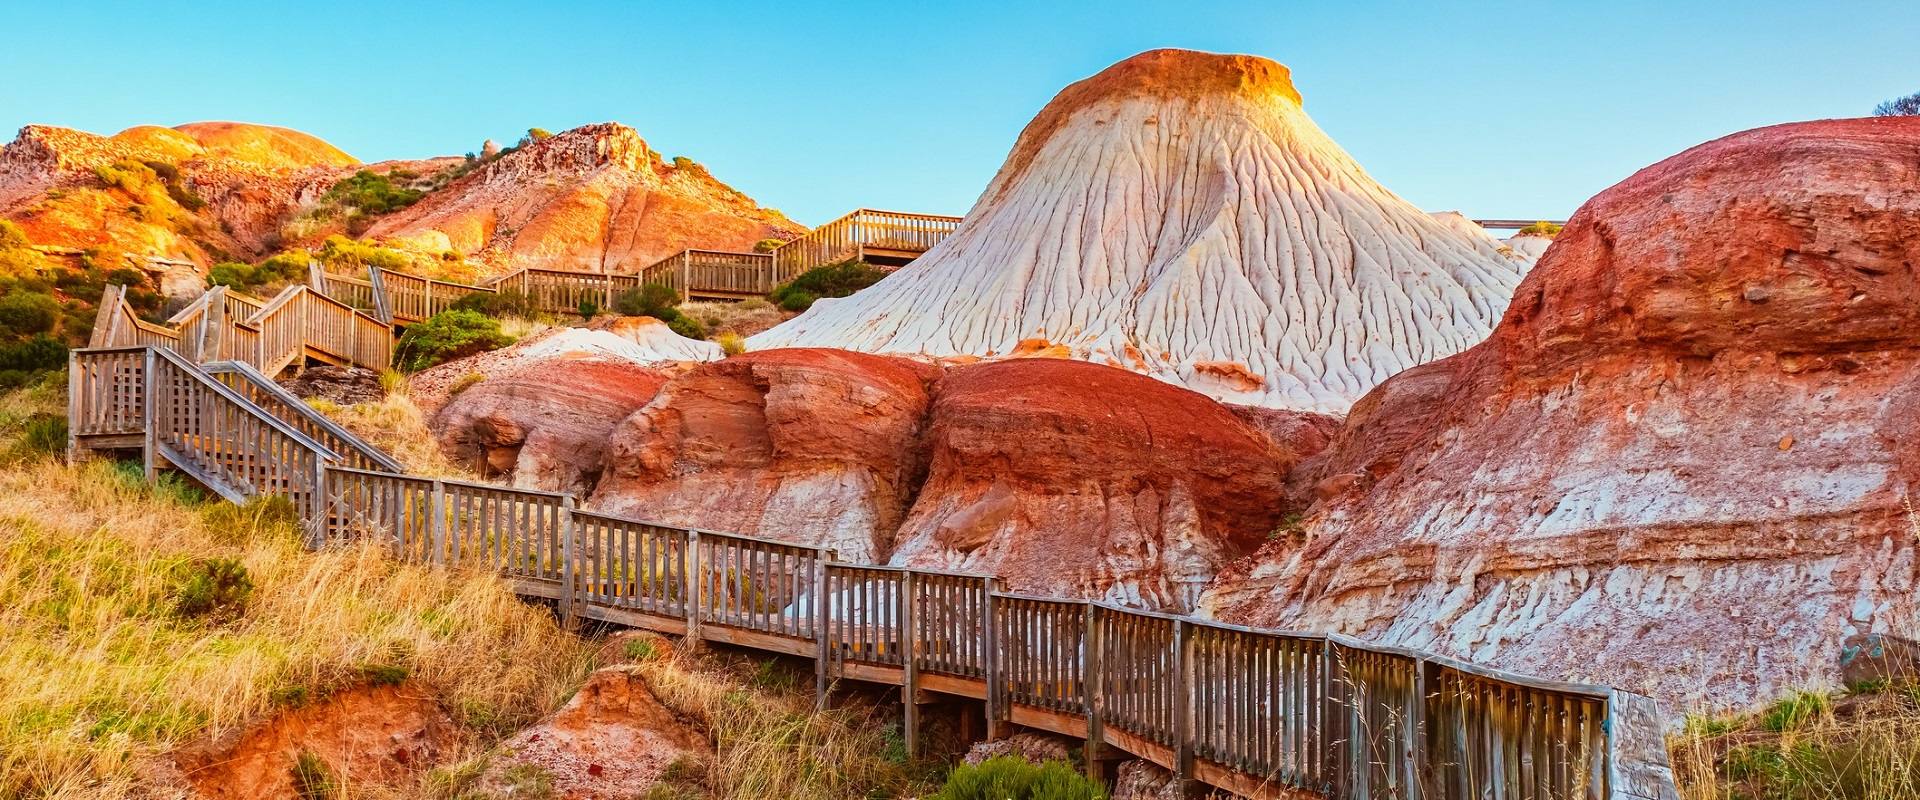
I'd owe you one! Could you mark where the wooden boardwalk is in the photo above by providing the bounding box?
[67,345,1677,800]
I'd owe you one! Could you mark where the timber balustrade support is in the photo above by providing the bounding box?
[1084,603,1107,782]
[902,570,921,759]
[430,480,448,566]
[683,530,703,651]
[141,347,157,482]
[813,552,830,707]
[305,457,328,549]
[559,496,578,627]
[1173,618,1196,797]
[984,578,1011,740]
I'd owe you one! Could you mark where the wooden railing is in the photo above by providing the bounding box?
[202,360,406,474]
[71,344,1676,800]
[90,280,392,376]
[484,267,636,314]
[637,249,778,298]
[368,267,494,324]
[770,209,962,282]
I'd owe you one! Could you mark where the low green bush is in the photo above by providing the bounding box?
[769,259,887,312]
[318,170,424,218]
[577,297,600,319]
[392,310,514,373]
[752,238,785,253]
[0,334,67,372]
[931,756,1107,800]
[667,315,706,340]
[449,290,536,318]
[172,557,254,622]
[1518,220,1563,238]
[614,283,682,319]
[0,292,60,338]
[317,235,411,271]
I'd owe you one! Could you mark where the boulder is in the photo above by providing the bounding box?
[476,666,707,800]
[890,359,1292,612]
[590,349,941,562]
[1202,117,1920,715]
[435,358,672,493]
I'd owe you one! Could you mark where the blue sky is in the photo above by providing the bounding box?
[4,1,1914,227]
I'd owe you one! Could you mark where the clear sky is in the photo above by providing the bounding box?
[4,1,1915,227]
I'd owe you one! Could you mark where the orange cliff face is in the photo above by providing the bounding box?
[0,120,803,289]
[364,123,804,277]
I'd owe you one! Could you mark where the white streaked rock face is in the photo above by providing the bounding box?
[752,49,1529,412]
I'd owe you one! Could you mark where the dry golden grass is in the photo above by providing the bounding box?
[622,637,939,800]
[678,300,787,339]
[1673,685,1920,800]
[0,386,596,798]
[305,392,475,480]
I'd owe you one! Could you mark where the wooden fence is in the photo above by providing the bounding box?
[771,208,962,282]
[90,280,393,376]
[636,250,778,298]
[67,345,1675,800]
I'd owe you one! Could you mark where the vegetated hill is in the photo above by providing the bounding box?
[752,48,1531,412]
[0,121,802,293]
[363,123,804,277]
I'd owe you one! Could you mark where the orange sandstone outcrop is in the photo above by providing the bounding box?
[435,358,673,494]
[888,359,1297,612]
[476,667,705,800]
[366,123,803,277]
[590,349,941,562]
[1202,117,1920,714]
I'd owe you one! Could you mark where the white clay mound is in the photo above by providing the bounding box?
[522,320,722,364]
[752,49,1530,412]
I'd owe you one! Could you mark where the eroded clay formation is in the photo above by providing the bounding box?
[752,49,1529,412]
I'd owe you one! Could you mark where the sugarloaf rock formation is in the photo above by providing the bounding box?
[887,359,1300,612]
[751,49,1528,412]
[1202,117,1920,714]
[366,123,803,276]
[589,349,941,562]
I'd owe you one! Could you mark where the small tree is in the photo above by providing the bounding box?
[1873,92,1920,117]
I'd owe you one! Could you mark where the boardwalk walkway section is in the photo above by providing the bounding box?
[65,344,1678,800]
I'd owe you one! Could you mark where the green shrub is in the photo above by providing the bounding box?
[577,297,600,319]
[316,235,410,271]
[93,160,163,202]
[769,259,887,313]
[357,663,410,687]
[291,751,340,800]
[449,290,536,318]
[614,283,682,319]
[932,756,1107,800]
[14,413,67,460]
[1761,690,1831,733]
[206,262,253,288]
[667,315,706,340]
[171,557,254,622]
[527,127,554,141]
[0,292,60,337]
[0,334,67,372]
[143,161,207,211]
[776,289,818,313]
[752,238,785,253]
[318,170,424,219]
[1517,220,1563,238]
[0,220,28,251]
[393,310,514,373]
[622,638,657,661]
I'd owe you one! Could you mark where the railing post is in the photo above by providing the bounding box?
[684,529,703,650]
[1326,642,1352,800]
[1173,618,1196,796]
[141,347,157,482]
[559,495,577,627]
[902,570,921,759]
[1084,603,1107,782]
[814,550,832,706]
[984,577,1011,741]
[430,479,448,566]
[305,459,329,550]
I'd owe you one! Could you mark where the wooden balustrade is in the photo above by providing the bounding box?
[771,208,962,282]
[636,250,778,298]
[374,268,494,323]
[203,360,405,474]
[74,343,1670,800]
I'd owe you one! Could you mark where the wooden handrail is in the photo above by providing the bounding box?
[72,347,1672,800]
